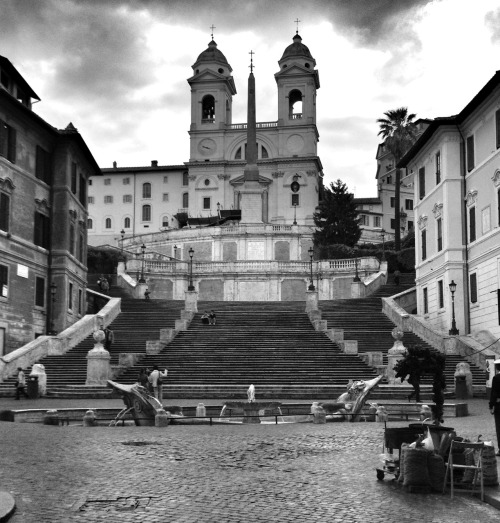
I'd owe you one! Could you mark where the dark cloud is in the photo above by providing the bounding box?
[486,8,500,43]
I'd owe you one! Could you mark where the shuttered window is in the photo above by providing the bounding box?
[470,273,478,304]
[0,120,16,163]
[35,276,45,307]
[466,135,475,172]
[421,229,427,261]
[0,192,10,232]
[419,167,425,199]
[469,207,476,242]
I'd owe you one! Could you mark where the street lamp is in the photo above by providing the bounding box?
[120,229,125,256]
[139,243,146,283]
[173,245,178,259]
[308,247,315,291]
[293,202,297,225]
[353,258,361,282]
[449,280,459,335]
[188,247,195,291]
[49,282,57,335]
[380,229,386,261]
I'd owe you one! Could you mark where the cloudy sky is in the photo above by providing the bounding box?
[2,0,500,196]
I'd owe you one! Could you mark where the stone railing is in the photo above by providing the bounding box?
[382,289,500,370]
[126,256,383,277]
[0,293,121,383]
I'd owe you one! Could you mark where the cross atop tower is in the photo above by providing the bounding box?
[294,18,301,34]
[249,50,255,73]
[210,24,216,39]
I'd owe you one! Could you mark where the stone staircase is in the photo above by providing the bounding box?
[0,273,486,399]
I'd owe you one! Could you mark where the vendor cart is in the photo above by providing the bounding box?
[376,424,424,480]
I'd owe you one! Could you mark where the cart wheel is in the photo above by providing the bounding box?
[376,470,385,480]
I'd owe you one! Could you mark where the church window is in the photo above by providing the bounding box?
[291,194,299,206]
[182,192,189,208]
[105,218,112,229]
[124,217,130,228]
[142,204,151,222]
[142,183,151,199]
[261,146,269,159]
[218,68,224,74]
[202,95,215,122]
[203,197,211,210]
[235,147,242,159]
[288,90,303,119]
[304,63,310,68]
[204,179,210,186]
[183,172,189,186]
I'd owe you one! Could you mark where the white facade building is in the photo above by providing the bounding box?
[399,70,500,339]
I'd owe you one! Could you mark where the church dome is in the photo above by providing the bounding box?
[193,40,232,72]
[279,34,314,62]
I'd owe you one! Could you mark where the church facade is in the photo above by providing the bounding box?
[88,34,324,250]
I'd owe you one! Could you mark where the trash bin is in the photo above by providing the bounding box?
[455,375,468,400]
[27,375,39,399]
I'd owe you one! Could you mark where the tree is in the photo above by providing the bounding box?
[377,107,418,251]
[313,179,361,248]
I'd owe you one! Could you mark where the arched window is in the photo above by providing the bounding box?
[105,218,112,229]
[289,89,303,119]
[124,217,131,228]
[202,95,215,122]
[261,146,269,159]
[142,182,151,199]
[162,215,169,227]
[87,218,93,230]
[234,143,270,160]
[182,192,189,209]
[183,172,189,186]
[142,204,151,222]
[235,146,242,159]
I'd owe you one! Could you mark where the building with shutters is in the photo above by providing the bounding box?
[0,56,100,354]
[398,70,500,339]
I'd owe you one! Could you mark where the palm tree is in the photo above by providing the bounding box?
[377,107,418,250]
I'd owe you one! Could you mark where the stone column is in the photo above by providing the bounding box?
[305,290,318,313]
[386,328,407,384]
[185,290,198,312]
[86,330,111,385]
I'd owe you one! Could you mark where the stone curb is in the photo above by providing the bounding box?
[0,491,15,522]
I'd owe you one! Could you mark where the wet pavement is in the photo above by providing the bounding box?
[0,398,499,522]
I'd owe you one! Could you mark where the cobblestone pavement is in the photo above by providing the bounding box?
[1,406,499,523]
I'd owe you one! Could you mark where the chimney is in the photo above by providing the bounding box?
[151,160,158,167]
[113,161,117,168]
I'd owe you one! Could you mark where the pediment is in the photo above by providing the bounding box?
[230,174,272,186]
[187,70,237,93]
[274,66,320,88]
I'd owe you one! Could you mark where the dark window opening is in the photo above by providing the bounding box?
[0,192,10,232]
[438,280,444,309]
[202,95,215,122]
[35,276,45,307]
[466,135,475,172]
[34,212,50,249]
[0,120,17,163]
[203,197,210,210]
[71,162,77,194]
[423,287,428,314]
[0,264,8,298]
[421,229,427,261]
[470,273,478,304]
[142,183,151,199]
[419,167,425,199]
[36,146,52,185]
[469,206,476,242]
[288,90,303,119]
[437,217,443,252]
[435,151,441,184]
[182,192,189,208]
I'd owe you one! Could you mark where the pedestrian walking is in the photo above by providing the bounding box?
[15,367,29,400]
[489,359,500,456]
[394,269,401,286]
[100,277,110,294]
[103,326,114,352]
[144,288,151,300]
[148,365,168,401]
[407,369,421,403]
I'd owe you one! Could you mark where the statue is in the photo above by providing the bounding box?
[247,384,255,403]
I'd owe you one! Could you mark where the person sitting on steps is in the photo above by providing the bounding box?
[209,310,217,325]
[201,311,210,325]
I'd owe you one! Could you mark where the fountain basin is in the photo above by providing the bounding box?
[222,401,282,424]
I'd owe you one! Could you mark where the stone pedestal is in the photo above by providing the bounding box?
[327,329,344,342]
[338,340,358,354]
[454,362,473,399]
[305,290,319,313]
[175,319,189,331]
[86,330,111,385]
[386,328,407,384]
[185,290,198,312]
[196,403,207,417]
[160,328,176,343]
[30,364,47,396]
[313,320,328,332]
[155,409,170,427]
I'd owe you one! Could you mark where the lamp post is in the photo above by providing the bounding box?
[380,229,386,261]
[139,243,146,283]
[449,280,459,335]
[173,244,177,259]
[293,202,297,225]
[120,229,125,256]
[188,247,195,291]
[353,258,361,282]
[308,247,315,291]
[49,282,57,335]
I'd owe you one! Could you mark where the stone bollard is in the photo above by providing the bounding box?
[43,409,59,426]
[83,409,97,427]
[86,330,111,385]
[155,409,169,427]
[313,406,326,424]
[196,403,206,417]
[30,364,47,396]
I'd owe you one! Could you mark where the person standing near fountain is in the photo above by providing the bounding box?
[149,365,168,401]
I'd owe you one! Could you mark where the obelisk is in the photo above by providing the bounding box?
[239,51,264,223]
